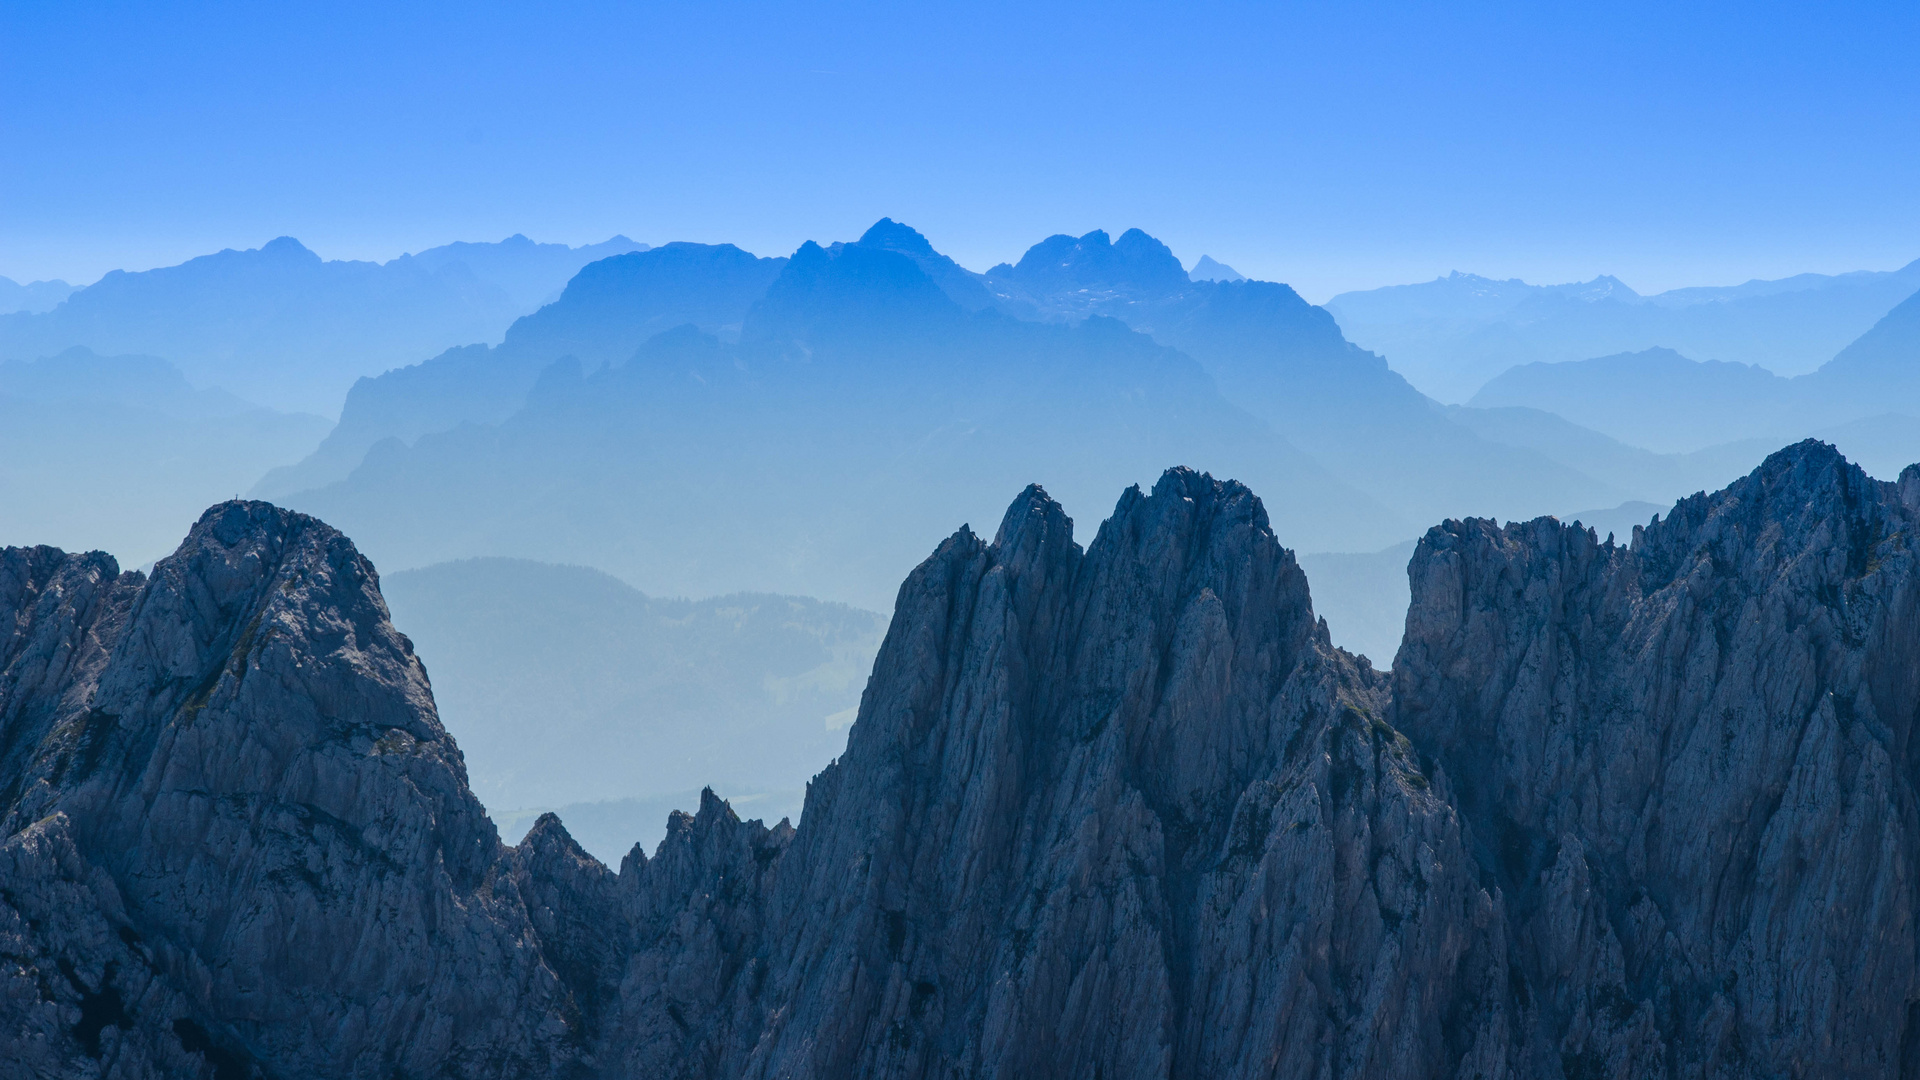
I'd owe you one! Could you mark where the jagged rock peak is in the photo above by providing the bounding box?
[694,465,1482,1079]
[0,498,586,1078]
[1392,438,1920,1074]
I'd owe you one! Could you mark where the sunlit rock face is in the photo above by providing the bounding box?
[5,441,1920,1078]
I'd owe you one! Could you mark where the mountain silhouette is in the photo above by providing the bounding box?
[0,234,646,413]
[1467,299,1920,466]
[1188,254,1244,281]
[1472,346,1798,452]
[0,274,75,314]
[275,225,1404,609]
[983,227,1654,529]
[1329,260,1920,400]
[263,220,1788,623]
[252,241,783,496]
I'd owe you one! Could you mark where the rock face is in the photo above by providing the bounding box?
[1394,439,1920,1076]
[0,503,584,1078]
[621,470,1507,1079]
[5,441,1920,1078]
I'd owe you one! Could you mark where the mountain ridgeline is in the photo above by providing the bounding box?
[265,219,1750,614]
[4,440,1918,1077]
[1328,261,1920,401]
[0,234,648,414]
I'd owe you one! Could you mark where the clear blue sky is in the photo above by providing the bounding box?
[3,1,1916,300]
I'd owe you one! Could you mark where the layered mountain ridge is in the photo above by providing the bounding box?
[1470,287,1920,456]
[5,439,1918,1077]
[0,234,649,414]
[270,224,1409,608]
[1330,260,1920,399]
[267,219,1742,615]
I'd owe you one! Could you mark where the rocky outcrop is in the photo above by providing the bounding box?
[0,503,588,1078]
[1395,438,1920,1077]
[6,442,1920,1078]
[706,470,1504,1079]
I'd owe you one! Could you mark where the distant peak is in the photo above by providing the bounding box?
[1114,228,1177,259]
[1004,226,1188,292]
[993,483,1071,550]
[857,218,936,256]
[1190,255,1244,282]
[259,236,318,260]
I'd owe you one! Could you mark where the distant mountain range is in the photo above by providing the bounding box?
[27,219,1903,662]
[0,274,75,314]
[0,233,646,414]
[240,219,1843,640]
[274,223,1403,609]
[259,220,1780,617]
[976,227,1667,528]
[1188,254,1244,282]
[0,347,329,563]
[1328,260,1920,400]
[1469,287,1920,460]
[251,241,783,497]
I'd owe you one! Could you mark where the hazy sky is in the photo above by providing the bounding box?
[4,1,1917,301]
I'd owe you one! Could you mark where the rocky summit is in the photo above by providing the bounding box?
[3,440,1918,1078]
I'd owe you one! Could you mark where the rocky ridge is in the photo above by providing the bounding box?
[2,440,1917,1078]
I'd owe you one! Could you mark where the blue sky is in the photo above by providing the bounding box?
[3,1,1916,299]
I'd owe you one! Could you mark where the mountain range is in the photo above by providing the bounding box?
[0,347,329,563]
[267,222,1420,609]
[1469,285,1920,458]
[262,220,1777,623]
[0,274,76,314]
[250,241,785,498]
[20,220,1908,672]
[0,234,646,414]
[3,440,1915,1076]
[1328,260,1920,401]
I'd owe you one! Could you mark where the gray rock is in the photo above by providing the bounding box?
[630,470,1507,1079]
[5,443,1919,1077]
[1394,438,1920,1076]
